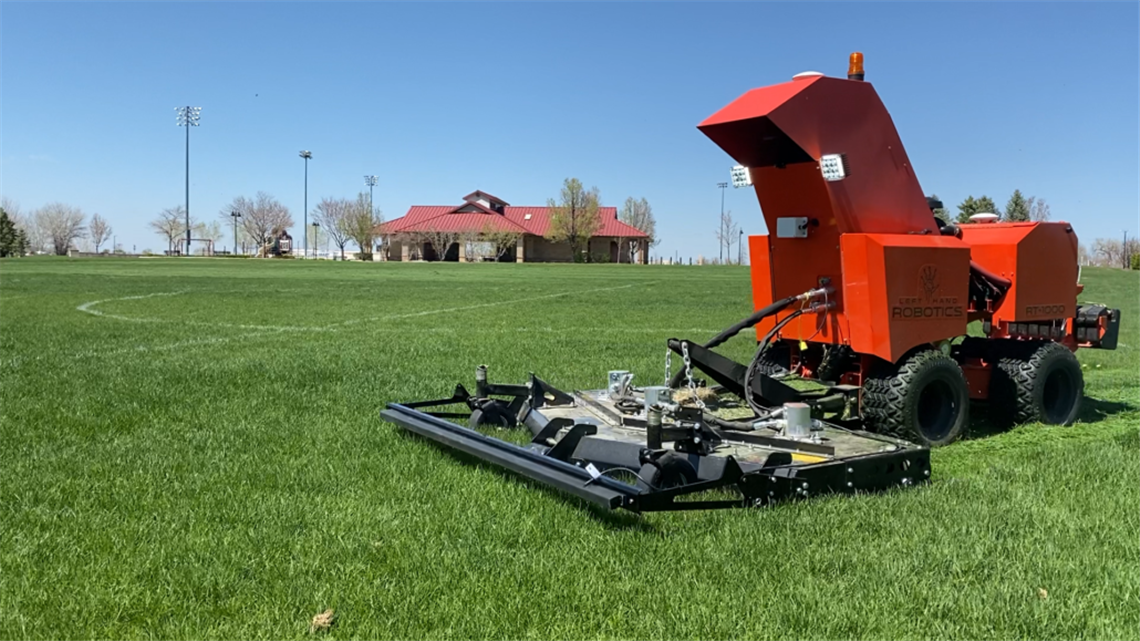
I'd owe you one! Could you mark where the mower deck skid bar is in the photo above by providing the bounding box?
[381,371,931,513]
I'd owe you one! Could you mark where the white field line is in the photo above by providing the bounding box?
[74,282,648,333]
[20,282,671,368]
[328,282,644,328]
[76,291,329,332]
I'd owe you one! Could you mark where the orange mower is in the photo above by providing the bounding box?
[380,54,1120,513]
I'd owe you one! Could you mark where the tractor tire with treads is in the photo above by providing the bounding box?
[754,341,792,377]
[991,341,1083,426]
[862,349,970,447]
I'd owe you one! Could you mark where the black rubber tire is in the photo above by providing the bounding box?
[816,345,853,383]
[646,451,698,489]
[862,349,970,447]
[468,401,515,430]
[991,342,1083,426]
[754,341,792,377]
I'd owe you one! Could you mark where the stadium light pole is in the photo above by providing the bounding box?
[300,151,312,258]
[738,229,743,265]
[175,106,201,255]
[717,182,728,263]
[230,210,242,255]
[364,175,378,214]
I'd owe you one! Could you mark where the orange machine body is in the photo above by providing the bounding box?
[700,74,1083,365]
[959,222,1079,331]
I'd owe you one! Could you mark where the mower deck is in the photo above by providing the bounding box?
[381,368,930,513]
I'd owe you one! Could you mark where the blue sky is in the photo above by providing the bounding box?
[2,2,1137,259]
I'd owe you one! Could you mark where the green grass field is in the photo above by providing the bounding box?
[1,258,1137,640]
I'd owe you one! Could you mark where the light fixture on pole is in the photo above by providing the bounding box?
[717,182,728,263]
[175,106,201,255]
[364,175,378,215]
[300,151,312,258]
[230,210,242,255]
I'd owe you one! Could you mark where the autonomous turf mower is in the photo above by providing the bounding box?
[381,53,1120,513]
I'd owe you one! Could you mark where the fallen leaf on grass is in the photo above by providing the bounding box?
[1037,588,1048,600]
[310,608,335,633]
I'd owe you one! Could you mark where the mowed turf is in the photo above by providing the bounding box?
[0,257,1136,640]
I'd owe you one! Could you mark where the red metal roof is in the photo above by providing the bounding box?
[380,199,648,239]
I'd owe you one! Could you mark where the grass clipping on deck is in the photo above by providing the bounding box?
[673,386,718,406]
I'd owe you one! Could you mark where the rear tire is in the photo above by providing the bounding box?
[754,341,791,377]
[862,349,970,447]
[991,342,1083,426]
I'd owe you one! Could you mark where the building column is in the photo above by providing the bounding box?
[401,240,411,262]
[458,242,467,263]
[516,236,526,263]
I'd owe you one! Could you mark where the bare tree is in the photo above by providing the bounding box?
[189,220,223,255]
[89,214,112,253]
[151,206,188,253]
[418,225,459,262]
[619,196,657,264]
[344,192,382,261]
[5,197,48,254]
[1027,196,1052,222]
[481,222,523,261]
[1091,238,1122,268]
[313,197,354,260]
[716,210,740,264]
[1077,242,1090,266]
[35,203,86,255]
[461,231,494,262]
[619,197,657,244]
[223,192,293,251]
[546,178,602,261]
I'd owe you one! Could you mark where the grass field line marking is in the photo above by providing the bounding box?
[76,291,187,322]
[76,291,330,332]
[75,283,651,334]
[331,282,649,328]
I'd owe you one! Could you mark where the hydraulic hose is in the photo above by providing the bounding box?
[667,295,799,388]
[970,260,1012,292]
[703,295,800,351]
[743,309,805,416]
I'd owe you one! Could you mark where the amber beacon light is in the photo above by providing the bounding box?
[848,52,864,80]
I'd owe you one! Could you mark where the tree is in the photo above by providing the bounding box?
[224,192,292,251]
[479,222,523,261]
[1125,237,1140,270]
[1004,190,1030,222]
[14,228,28,257]
[1091,238,1122,267]
[313,197,354,260]
[89,213,112,253]
[190,220,223,255]
[0,208,20,257]
[35,203,86,255]
[716,210,740,264]
[5,197,46,254]
[344,192,382,261]
[418,226,459,262]
[546,178,602,261]
[929,193,950,225]
[618,197,656,264]
[1027,196,1051,222]
[151,206,188,253]
[956,195,1001,223]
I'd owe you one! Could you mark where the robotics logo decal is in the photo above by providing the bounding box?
[892,264,965,320]
[919,265,941,300]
